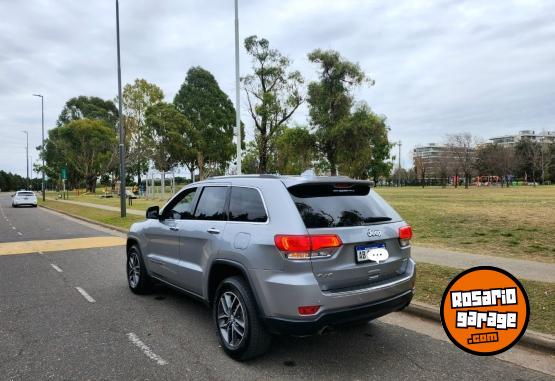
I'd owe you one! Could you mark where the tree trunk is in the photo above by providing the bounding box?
[197,152,205,180]
[327,151,337,176]
[258,137,268,174]
[464,173,469,189]
[161,171,165,199]
[86,176,97,193]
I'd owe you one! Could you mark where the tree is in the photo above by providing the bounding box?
[145,103,193,189]
[515,139,541,185]
[122,79,164,185]
[447,133,476,189]
[242,36,304,173]
[475,144,515,186]
[274,126,317,174]
[0,170,27,191]
[334,104,392,179]
[45,119,116,192]
[437,150,455,187]
[539,140,553,184]
[413,155,428,188]
[57,96,118,129]
[174,66,238,179]
[307,49,370,175]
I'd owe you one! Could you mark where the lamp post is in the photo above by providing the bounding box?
[22,130,29,189]
[397,140,402,187]
[115,0,126,217]
[33,94,45,201]
[234,0,242,175]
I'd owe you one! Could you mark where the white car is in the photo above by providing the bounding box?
[12,191,38,207]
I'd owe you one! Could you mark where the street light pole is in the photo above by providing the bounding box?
[398,140,402,187]
[22,130,29,189]
[116,0,126,217]
[33,94,45,201]
[234,0,242,175]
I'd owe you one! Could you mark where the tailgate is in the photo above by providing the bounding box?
[308,224,409,291]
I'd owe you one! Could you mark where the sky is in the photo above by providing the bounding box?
[1,0,554,177]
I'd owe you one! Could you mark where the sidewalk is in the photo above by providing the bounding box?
[412,246,554,283]
[46,198,145,216]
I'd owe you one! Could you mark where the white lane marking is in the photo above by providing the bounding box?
[50,264,63,273]
[11,226,16,230]
[75,287,96,303]
[17,232,22,236]
[126,332,168,366]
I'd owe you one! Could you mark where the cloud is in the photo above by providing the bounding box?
[0,0,553,176]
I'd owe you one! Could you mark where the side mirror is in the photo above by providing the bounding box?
[146,206,160,220]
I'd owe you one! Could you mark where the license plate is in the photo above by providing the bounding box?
[355,243,389,264]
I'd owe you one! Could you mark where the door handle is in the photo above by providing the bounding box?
[207,228,220,235]
[169,226,179,231]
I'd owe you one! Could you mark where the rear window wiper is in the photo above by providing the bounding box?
[363,217,392,223]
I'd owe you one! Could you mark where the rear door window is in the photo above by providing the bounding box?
[193,186,229,221]
[288,183,401,228]
[228,187,267,223]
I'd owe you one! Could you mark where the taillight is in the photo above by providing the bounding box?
[399,225,412,247]
[274,234,342,260]
[274,235,311,252]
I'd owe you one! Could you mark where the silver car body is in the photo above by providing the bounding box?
[128,175,416,334]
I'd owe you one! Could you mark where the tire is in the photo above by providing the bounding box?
[12,204,17,208]
[126,244,152,294]
[213,276,272,361]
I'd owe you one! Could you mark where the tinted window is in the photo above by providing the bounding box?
[166,188,197,220]
[288,183,401,228]
[229,187,267,223]
[193,187,228,221]
[18,192,35,196]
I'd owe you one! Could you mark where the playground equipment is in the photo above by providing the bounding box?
[144,170,176,200]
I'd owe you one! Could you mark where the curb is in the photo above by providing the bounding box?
[405,301,555,355]
[39,204,130,235]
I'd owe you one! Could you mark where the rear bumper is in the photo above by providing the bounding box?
[264,289,413,335]
[13,201,37,206]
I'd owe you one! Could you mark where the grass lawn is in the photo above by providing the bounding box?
[45,191,164,211]
[376,186,555,263]
[415,263,554,335]
[40,199,143,230]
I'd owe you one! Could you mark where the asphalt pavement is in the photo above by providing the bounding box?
[0,193,552,380]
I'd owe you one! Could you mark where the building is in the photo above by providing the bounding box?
[489,130,555,146]
[412,143,454,180]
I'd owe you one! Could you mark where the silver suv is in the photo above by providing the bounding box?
[127,175,416,360]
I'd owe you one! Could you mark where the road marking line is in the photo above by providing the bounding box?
[0,236,125,256]
[17,232,22,236]
[11,226,16,230]
[75,287,96,303]
[50,264,63,272]
[126,333,168,366]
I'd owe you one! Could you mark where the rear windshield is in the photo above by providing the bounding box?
[288,183,401,228]
[17,192,35,196]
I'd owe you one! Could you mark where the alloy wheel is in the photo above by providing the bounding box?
[127,252,140,288]
[217,291,246,348]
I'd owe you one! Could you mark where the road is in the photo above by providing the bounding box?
[0,193,552,380]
